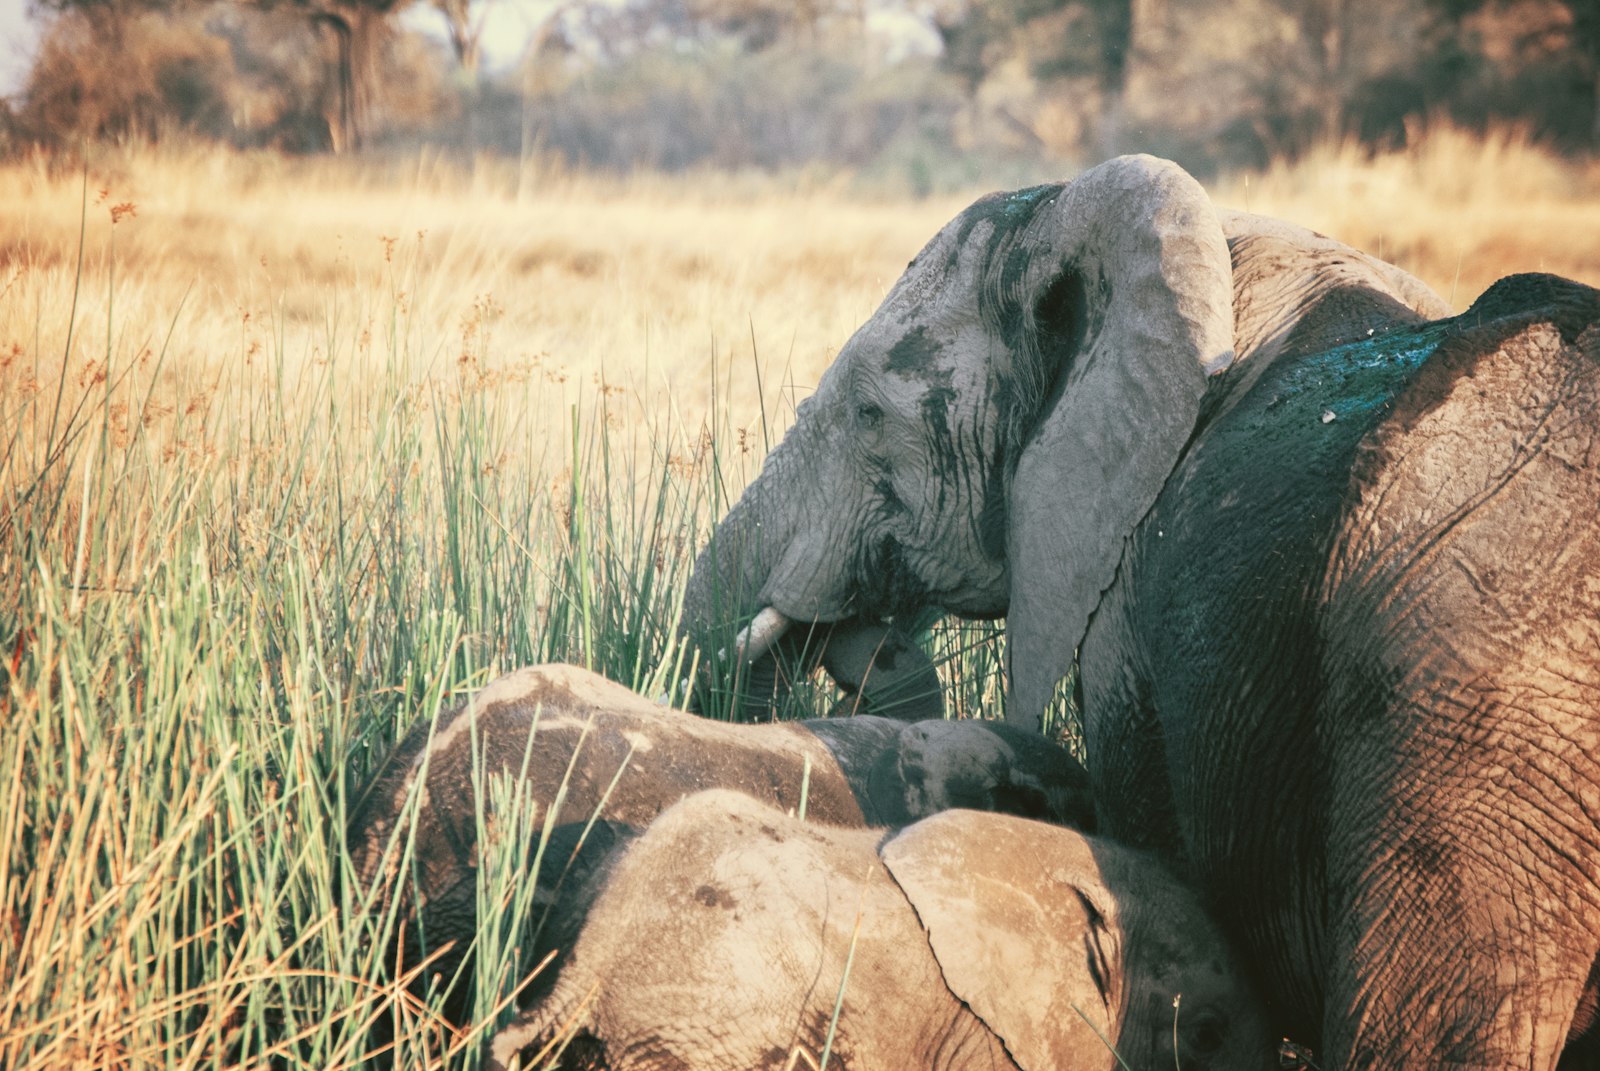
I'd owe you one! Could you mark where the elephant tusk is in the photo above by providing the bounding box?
[728,607,792,664]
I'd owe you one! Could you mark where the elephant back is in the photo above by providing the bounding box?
[347,665,865,902]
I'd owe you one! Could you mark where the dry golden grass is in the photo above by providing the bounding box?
[0,124,1594,473]
[1213,122,1600,309]
[0,146,970,477]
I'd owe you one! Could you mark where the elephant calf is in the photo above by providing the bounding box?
[346,663,1093,1020]
[489,789,1274,1071]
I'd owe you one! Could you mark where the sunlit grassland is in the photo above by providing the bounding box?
[0,128,1594,1069]
[0,143,1002,1070]
[1213,122,1600,308]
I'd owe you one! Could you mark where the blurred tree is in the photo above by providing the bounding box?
[29,0,406,151]
[292,0,405,150]
[1242,0,1425,147]
[1429,0,1600,144]
[20,8,232,142]
[934,0,1136,154]
[434,0,490,77]
[1278,0,1356,138]
[17,0,449,151]
[933,2,1001,93]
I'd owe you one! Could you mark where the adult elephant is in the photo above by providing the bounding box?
[677,154,1600,1069]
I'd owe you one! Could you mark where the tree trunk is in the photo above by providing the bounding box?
[314,14,354,152]
[436,0,483,78]
[1592,68,1600,148]
[314,6,384,153]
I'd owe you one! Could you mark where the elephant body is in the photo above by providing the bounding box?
[1089,274,1600,1065]
[680,154,1600,1068]
[346,663,1093,1020]
[488,788,1273,1071]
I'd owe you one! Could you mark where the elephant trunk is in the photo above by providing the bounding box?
[679,456,802,670]
[678,491,786,719]
[678,422,840,718]
[679,421,945,722]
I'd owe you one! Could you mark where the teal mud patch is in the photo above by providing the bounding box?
[1239,320,1453,439]
[950,183,1061,270]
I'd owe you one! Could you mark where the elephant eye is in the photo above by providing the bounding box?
[1182,1010,1227,1057]
[856,402,884,431]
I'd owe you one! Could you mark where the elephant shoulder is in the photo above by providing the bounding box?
[1360,273,1600,451]
[1219,209,1450,370]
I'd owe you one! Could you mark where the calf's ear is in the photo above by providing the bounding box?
[881,811,1127,1070]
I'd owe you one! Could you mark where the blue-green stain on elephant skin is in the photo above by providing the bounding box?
[885,325,948,381]
[920,386,961,511]
[1269,326,1448,424]
[947,182,1061,272]
[1152,322,1453,668]
[1223,318,1450,468]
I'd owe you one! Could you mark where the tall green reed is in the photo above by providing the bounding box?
[0,183,1025,1070]
[0,213,732,1068]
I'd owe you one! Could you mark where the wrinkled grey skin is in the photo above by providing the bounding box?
[679,153,1600,1067]
[346,663,1093,1023]
[489,789,1274,1071]
[678,157,1451,726]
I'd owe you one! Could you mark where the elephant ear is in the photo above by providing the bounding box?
[882,811,1127,1071]
[1003,155,1235,728]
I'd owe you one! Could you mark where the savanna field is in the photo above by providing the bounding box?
[3,127,1599,1069]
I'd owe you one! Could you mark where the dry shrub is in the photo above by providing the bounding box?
[20,9,240,145]
[15,4,454,153]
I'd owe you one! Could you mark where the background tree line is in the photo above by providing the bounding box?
[6,0,1597,183]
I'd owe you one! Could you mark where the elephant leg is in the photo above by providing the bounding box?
[1323,689,1600,1070]
[1325,837,1600,1070]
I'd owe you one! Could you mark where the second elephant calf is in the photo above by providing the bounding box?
[489,789,1275,1071]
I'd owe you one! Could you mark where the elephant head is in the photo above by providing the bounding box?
[488,789,1274,1071]
[679,155,1236,730]
[679,158,1461,730]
